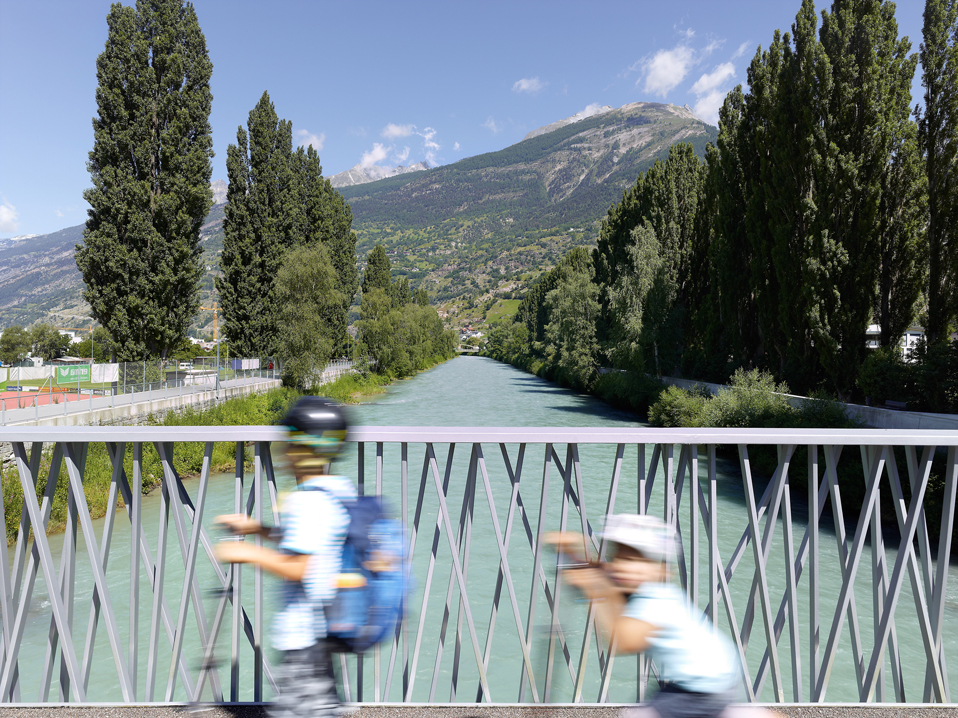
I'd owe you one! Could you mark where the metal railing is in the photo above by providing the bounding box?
[0,426,954,705]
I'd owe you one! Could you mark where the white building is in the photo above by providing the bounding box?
[865,324,923,359]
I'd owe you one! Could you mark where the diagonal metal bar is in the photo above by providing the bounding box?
[165,442,213,700]
[448,445,477,702]
[424,442,492,701]
[145,461,171,701]
[474,443,540,702]
[814,445,887,701]
[4,443,85,700]
[739,444,784,702]
[108,443,195,699]
[0,441,42,702]
[927,445,957,702]
[61,442,133,700]
[861,444,937,701]
[780,447,802,701]
[476,443,527,702]
[424,443,475,701]
[821,444,867,695]
[79,442,124,693]
[406,444,454,701]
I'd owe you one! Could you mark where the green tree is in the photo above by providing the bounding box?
[295,144,359,354]
[361,245,392,294]
[816,0,920,393]
[76,0,213,361]
[414,287,430,306]
[218,92,298,357]
[917,0,958,343]
[543,255,600,389]
[607,224,661,371]
[74,326,113,362]
[0,326,32,365]
[274,244,343,390]
[30,325,71,361]
[877,119,927,347]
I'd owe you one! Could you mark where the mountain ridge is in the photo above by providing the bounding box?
[0,101,716,328]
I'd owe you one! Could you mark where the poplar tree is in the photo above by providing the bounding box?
[361,245,393,294]
[917,0,958,344]
[817,0,919,392]
[77,0,213,361]
[218,92,299,356]
[296,144,359,354]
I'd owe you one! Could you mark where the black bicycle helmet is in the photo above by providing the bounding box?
[283,396,349,471]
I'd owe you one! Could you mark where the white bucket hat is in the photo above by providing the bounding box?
[601,514,675,563]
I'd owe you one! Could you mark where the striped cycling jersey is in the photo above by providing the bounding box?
[272,475,355,652]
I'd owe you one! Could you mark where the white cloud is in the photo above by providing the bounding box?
[512,77,546,94]
[382,123,415,139]
[692,89,727,126]
[360,143,390,169]
[0,201,19,233]
[702,39,723,57]
[732,41,750,60]
[421,127,439,151]
[295,129,325,150]
[55,209,64,218]
[641,45,696,96]
[453,142,460,151]
[691,62,736,96]
[579,103,606,119]
[394,146,411,163]
[482,116,502,133]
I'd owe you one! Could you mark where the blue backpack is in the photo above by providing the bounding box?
[320,493,409,653]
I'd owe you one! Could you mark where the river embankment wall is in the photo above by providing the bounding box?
[659,375,958,430]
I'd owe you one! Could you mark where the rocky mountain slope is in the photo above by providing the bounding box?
[0,101,715,328]
[339,102,715,300]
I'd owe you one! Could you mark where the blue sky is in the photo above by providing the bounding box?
[0,0,926,239]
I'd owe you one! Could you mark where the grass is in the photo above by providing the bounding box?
[484,299,520,324]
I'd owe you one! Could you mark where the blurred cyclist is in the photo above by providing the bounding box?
[215,396,355,718]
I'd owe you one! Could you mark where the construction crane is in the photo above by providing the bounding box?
[199,303,219,343]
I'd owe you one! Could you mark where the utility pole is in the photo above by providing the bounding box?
[200,302,220,394]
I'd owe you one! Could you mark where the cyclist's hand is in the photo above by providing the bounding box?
[215,513,261,535]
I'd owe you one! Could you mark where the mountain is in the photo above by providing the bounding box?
[0,101,715,328]
[522,104,614,140]
[338,102,716,300]
[328,160,431,188]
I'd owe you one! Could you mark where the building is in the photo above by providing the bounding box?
[865,324,924,360]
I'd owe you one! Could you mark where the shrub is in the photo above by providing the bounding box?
[704,369,792,428]
[857,348,914,406]
[594,371,664,413]
[648,385,710,427]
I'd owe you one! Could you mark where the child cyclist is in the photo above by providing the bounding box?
[549,514,774,718]
[215,397,356,718]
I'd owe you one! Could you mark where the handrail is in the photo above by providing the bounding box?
[0,425,956,444]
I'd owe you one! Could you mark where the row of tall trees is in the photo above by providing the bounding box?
[492,0,958,402]
[75,2,361,377]
[217,91,359,366]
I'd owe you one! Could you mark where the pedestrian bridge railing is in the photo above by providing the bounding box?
[0,426,954,706]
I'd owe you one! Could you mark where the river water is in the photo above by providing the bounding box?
[9,356,958,704]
